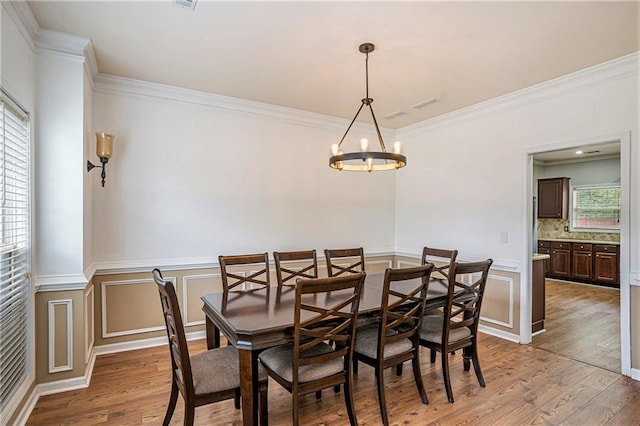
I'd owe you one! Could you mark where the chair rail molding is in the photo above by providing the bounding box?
[35,274,89,292]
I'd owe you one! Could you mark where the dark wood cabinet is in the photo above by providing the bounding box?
[531,257,546,333]
[594,244,619,285]
[550,242,571,278]
[538,240,619,287]
[571,243,592,280]
[537,177,570,219]
[537,240,551,275]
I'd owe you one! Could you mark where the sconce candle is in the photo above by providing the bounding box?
[96,132,113,159]
[87,132,115,187]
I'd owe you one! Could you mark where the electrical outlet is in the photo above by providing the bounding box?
[564,226,569,232]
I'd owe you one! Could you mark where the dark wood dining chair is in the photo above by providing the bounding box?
[273,249,318,286]
[219,252,270,292]
[258,273,365,426]
[324,247,365,277]
[418,259,493,403]
[351,265,433,426]
[152,269,269,425]
[421,246,458,281]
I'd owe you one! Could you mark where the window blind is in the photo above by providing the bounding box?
[0,90,30,411]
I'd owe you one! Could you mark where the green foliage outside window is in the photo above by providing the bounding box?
[572,186,620,230]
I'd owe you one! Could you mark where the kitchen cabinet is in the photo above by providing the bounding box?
[531,256,546,333]
[538,240,619,287]
[571,243,592,280]
[550,242,571,278]
[537,240,551,275]
[537,177,570,219]
[594,244,619,285]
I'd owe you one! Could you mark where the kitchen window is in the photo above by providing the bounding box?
[571,184,620,232]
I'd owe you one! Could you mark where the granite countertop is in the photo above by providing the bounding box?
[538,238,620,245]
[532,253,550,261]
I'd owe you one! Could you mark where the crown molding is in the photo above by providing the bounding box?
[93,73,396,139]
[398,52,640,137]
[2,1,39,51]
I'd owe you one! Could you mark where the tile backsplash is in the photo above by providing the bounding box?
[537,219,620,242]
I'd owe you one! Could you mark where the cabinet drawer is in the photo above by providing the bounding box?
[538,240,551,249]
[551,242,570,250]
[572,243,593,251]
[595,244,618,253]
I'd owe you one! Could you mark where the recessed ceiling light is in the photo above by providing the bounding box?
[575,150,583,155]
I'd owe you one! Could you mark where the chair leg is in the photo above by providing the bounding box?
[353,359,359,375]
[343,376,358,426]
[162,382,179,426]
[259,385,269,426]
[334,384,341,393]
[470,345,486,387]
[441,350,454,403]
[396,363,403,376]
[292,393,299,426]
[411,356,429,405]
[183,403,195,426]
[430,348,436,363]
[234,388,241,409]
[315,390,322,399]
[375,368,389,426]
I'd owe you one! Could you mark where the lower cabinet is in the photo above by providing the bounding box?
[538,240,619,287]
[571,243,592,280]
[594,245,618,284]
[550,242,571,278]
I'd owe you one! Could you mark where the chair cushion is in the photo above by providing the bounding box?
[419,315,471,345]
[258,342,344,384]
[191,345,267,396]
[354,325,413,359]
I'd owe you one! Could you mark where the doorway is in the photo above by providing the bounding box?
[525,135,630,376]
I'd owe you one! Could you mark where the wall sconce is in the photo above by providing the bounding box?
[87,132,114,187]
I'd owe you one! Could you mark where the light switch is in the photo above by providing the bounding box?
[500,232,509,244]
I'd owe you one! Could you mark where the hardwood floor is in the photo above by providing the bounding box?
[28,333,639,425]
[532,279,621,373]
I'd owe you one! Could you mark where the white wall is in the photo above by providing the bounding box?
[539,157,620,186]
[395,58,638,269]
[83,70,94,275]
[35,50,85,277]
[92,86,397,265]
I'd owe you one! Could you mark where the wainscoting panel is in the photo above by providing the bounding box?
[101,277,175,338]
[84,286,94,363]
[182,273,222,326]
[48,299,73,373]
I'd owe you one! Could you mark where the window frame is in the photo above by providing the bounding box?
[569,183,621,233]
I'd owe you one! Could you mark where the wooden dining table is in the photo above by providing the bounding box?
[201,272,449,426]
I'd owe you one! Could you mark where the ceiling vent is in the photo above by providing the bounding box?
[383,111,408,120]
[173,0,197,10]
[412,98,440,109]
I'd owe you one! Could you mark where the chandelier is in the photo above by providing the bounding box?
[329,43,406,172]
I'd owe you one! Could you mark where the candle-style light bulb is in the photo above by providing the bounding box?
[393,141,402,154]
[367,157,373,173]
[331,144,339,155]
[360,138,369,152]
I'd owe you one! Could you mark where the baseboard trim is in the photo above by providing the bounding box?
[37,349,97,396]
[478,324,521,343]
[11,384,39,426]
[631,368,640,381]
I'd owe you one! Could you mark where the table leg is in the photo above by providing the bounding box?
[239,348,260,426]
[205,317,220,349]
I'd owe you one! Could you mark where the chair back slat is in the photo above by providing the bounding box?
[442,260,493,341]
[219,253,270,292]
[377,265,433,359]
[274,250,318,286]
[324,247,365,277]
[422,246,458,281]
[153,269,194,398]
[292,273,365,385]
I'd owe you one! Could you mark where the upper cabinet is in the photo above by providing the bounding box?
[537,177,570,219]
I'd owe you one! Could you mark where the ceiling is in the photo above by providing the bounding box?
[27,1,639,129]
[533,141,621,165]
